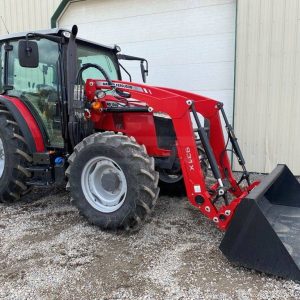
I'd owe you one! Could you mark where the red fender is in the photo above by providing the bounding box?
[0,95,45,152]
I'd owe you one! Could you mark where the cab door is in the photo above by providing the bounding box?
[5,38,64,147]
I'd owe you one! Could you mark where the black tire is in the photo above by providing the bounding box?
[159,179,186,197]
[158,170,186,197]
[0,108,32,202]
[66,132,160,230]
[158,147,209,197]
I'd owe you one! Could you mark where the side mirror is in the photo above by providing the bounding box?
[18,40,39,68]
[140,60,148,83]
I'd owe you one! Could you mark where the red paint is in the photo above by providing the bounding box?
[85,79,261,230]
[2,95,45,152]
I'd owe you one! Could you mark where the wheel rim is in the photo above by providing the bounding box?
[0,137,5,178]
[81,156,127,213]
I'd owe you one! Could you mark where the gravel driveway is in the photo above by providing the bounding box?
[0,183,300,299]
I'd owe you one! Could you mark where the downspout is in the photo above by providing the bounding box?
[231,0,239,167]
[51,0,71,28]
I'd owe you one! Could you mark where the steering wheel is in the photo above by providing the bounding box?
[76,63,114,87]
[76,63,130,98]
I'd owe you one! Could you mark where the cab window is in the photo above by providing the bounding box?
[6,39,63,147]
[77,44,119,81]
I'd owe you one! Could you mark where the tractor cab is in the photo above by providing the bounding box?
[0,28,122,149]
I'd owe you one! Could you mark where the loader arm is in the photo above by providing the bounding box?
[88,79,259,230]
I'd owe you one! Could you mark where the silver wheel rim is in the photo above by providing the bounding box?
[0,137,5,178]
[81,156,127,213]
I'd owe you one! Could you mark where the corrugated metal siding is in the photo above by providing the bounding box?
[0,0,60,35]
[235,0,300,174]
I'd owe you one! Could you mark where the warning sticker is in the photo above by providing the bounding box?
[194,185,201,193]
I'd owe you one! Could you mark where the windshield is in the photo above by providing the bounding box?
[77,43,119,81]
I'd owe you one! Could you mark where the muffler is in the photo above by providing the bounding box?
[220,165,300,281]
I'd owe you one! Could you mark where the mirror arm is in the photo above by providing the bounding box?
[25,32,63,44]
[117,54,147,63]
[25,34,32,57]
[117,54,149,82]
[119,62,132,82]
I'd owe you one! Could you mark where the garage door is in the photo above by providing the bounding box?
[58,0,236,122]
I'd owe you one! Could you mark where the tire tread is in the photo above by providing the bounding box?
[0,110,32,203]
[66,131,159,230]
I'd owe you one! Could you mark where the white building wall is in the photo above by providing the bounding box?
[0,0,60,35]
[235,0,300,174]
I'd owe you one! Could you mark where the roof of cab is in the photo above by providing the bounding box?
[0,28,118,51]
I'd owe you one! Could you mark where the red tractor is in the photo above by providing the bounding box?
[1,25,300,281]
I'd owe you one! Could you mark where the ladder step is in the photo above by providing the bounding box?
[26,180,51,186]
[26,167,51,172]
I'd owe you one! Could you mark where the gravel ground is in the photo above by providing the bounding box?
[1,176,300,299]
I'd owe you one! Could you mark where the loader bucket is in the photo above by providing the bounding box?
[220,164,300,281]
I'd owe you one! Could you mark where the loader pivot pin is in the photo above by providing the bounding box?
[195,195,204,204]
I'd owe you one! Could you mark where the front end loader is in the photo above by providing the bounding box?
[0,25,300,281]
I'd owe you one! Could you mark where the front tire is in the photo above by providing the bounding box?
[66,132,159,230]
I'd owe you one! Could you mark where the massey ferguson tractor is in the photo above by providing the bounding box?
[0,25,300,281]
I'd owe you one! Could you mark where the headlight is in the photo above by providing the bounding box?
[95,90,106,99]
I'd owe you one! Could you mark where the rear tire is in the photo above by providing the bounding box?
[158,147,209,196]
[158,169,186,196]
[66,132,160,230]
[0,109,32,202]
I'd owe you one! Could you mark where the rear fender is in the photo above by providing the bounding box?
[0,95,45,153]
